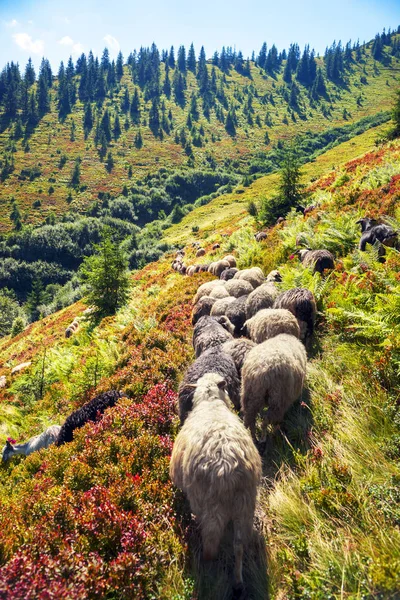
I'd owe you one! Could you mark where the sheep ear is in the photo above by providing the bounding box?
[217,379,227,390]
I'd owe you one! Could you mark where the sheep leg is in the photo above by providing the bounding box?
[233,520,244,589]
[201,514,225,561]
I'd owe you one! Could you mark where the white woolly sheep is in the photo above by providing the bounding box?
[0,375,6,389]
[170,373,261,589]
[2,425,61,462]
[242,308,300,343]
[11,362,31,376]
[241,333,307,439]
[255,232,267,242]
[224,279,254,298]
[196,248,206,258]
[193,280,222,304]
[210,296,236,317]
[223,255,237,268]
[273,288,317,345]
[209,286,230,300]
[245,283,276,319]
[192,315,234,357]
[299,249,335,274]
[178,347,241,423]
[191,296,216,325]
[233,267,265,289]
[222,338,256,375]
[266,270,282,284]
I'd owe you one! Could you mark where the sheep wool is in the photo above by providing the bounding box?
[170,373,261,588]
[245,283,276,319]
[273,288,317,344]
[178,347,240,423]
[224,279,254,298]
[241,333,307,439]
[192,315,234,357]
[191,296,216,325]
[193,280,223,305]
[210,296,236,317]
[243,308,300,344]
[222,338,256,375]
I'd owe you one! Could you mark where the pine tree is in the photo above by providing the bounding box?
[121,87,130,113]
[177,46,187,72]
[24,58,36,87]
[116,51,124,80]
[187,43,196,72]
[134,129,143,148]
[283,59,292,83]
[149,98,161,137]
[105,150,114,172]
[225,110,236,136]
[130,88,140,123]
[100,108,112,141]
[163,63,171,98]
[168,46,175,68]
[26,278,44,322]
[10,199,22,231]
[70,159,80,188]
[83,102,93,137]
[79,228,130,319]
[113,114,121,139]
[37,74,49,115]
[173,70,186,106]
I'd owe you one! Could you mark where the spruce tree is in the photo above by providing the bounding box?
[79,228,130,319]
[26,278,44,322]
[10,199,22,231]
[121,87,130,113]
[168,46,175,68]
[130,88,141,123]
[163,63,171,98]
[187,43,196,72]
[225,110,236,136]
[113,114,121,139]
[83,102,93,137]
[24,58,36,86]
[177,46,187,72]
[116,51,124,80]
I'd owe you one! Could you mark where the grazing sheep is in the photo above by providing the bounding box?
[234,267,265,289]
[245,283,276,319]
[193,315,234,357]
[193,280,222,304]
[266,270,282,284]
[225,295,249,336]
[225,279,254,298]
[2,425,61,462]
[56,390,123,446]
[276,217,285,225]
[196,248,206,258]
[212,243,221,250]
[192,241,201,248]
[199,264,210,272]
[180,265,187,275]
[224,255,237,268]
[65,320,79,338]
[255,232,267,242]
[220,267,239,281]
[170,373,261,590]
[356,217,379,233]
[242,309,300,343]
[11,362,31,376]
[187,266,196,277]
[214,259,231,277]
[222,338,256,375]
[0,375,6,389]
[241,334,307,439]
[299,249,335,274]
[191,296,216,325]
[210,296,236,317]
[209,286,230,300]
[274,288,317,345]
[358,222,398,252]
[178,347,241,423]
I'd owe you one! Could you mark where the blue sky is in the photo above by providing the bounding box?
[0,0,399,70]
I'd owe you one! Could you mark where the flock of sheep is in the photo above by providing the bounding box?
[169,253,321,591]
[2,212,397,594]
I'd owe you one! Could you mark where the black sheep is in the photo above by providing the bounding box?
[56,390,123,445]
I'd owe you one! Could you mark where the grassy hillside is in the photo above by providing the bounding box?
[0,127,399,598]
[0,37,399,233]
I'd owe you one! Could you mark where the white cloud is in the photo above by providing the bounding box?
[13,32,44,55]
[27,20,34,25]
[59,36,84,56]
[5,19,18,27]
[59,35,74,46]
[64,17,71,25]
[103,34,120,54]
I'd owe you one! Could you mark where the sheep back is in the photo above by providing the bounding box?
[192,315,234,357]
[222,338,256,375]
[245,284,276,319]
[224,279,254,298]
[243,308,300,343]
[220,267,238,281]
[273,288,316,342]
[191,296,216,325]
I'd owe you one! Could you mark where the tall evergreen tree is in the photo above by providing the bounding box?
[113,114,121,139]
[83,102,93,136]
[163,63,171,98]
[168,46,175,68]
[121,87,130,113]
[130,87,140,123]
[187,43,196,72]
[177,46,187,72]
[116,51,124,80]
[24,58,36,86]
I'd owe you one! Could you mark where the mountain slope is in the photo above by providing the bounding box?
[0,129,399,598]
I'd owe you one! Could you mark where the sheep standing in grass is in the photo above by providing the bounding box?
[357,220,398,252]
[192,315,234,357]
[225,295,249,336]
[266,270,282,284]
[222,338,256,375]
[299,249,335,274]
[242,309,300,343]
[210,296,236,317]
[241,334,307,440]
[170,373,261,590]
[233,267,265,289]
[178,347,240,423]
[273,288,317,346]
[193,280,223,305]
[2,425,61,462]
[224,279,253,298]
[245,284,277,319]
[191,297,216,325]
[56,390,123,446]
[220,267,238,281]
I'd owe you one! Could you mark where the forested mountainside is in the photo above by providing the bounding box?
[0,123,399,598]
[0,28,399,330]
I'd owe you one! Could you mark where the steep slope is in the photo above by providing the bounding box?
[0,129,399,598]
[0,36,399,233]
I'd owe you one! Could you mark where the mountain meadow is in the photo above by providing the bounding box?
[0,26,400,599]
